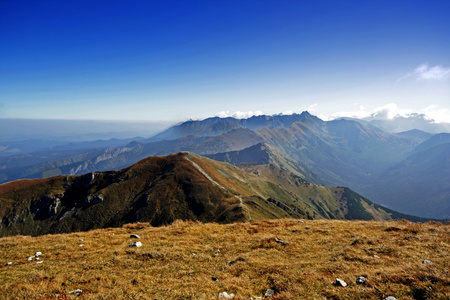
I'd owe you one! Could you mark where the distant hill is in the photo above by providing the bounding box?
[412,133,450,154]
[396,129,432,142]
[360,143,450,219]
[0,152,425,237]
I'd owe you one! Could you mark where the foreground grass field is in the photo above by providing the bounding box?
[0,219,449,299]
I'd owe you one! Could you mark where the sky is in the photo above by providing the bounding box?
[1,0,449,124]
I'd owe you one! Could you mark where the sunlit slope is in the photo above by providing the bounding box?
[0,152,425,237]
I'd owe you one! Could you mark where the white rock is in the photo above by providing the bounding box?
[264,289,275,297]
[68,289,83,296]
[356,276,366,284]
[6,262,12,266]
[27,256,35,261]
[335,278,347,287]
[35,257,40,261]
[251,297,262,300]
[79,244,84,247]
[130,234,140,239]
[35,252,42,257]
[128,241,142,247]
[36,261,43,264]
[218,292,234,298]
[423,259,433,264]
[385,297,397,300]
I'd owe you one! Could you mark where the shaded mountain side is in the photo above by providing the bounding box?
[0,153,422,237]
[206,142,320,184]
[359,143,450,219]
[255,118,420,186]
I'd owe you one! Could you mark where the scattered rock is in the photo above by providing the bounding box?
[227,257,245,265]
[35,252,42,257]
[36,261,43,264]
[334,278,347,287]
[218,291,234,298]
[79,239,84,242]
[128,241,142,247]
[79,244,84,247]
[212,277,218,281]
[298,219,305,223]
[264,289,275,297]
[423,259,433,264]
[68,289,83,296]
[384,297,397,300]
[274,237,286,245]
[356,276,366,284]
[27,256,35,261]
[130,234,140,239]
[251,297,263,300]
[6,262,12,266]
[373,255,380,258]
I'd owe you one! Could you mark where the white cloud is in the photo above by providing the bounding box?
[214,110,264,119]
[399,63,450,82]
[329,102,450,123]
[422,105,450,123]
[330,103,413,121]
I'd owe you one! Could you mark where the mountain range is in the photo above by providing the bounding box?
[1,112,449,219]
[0,152,427,237]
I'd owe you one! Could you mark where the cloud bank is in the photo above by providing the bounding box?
[399,63,450,81]
[214,110,264,119]
[330,103,450,123]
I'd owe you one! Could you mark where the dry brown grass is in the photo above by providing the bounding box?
[1,219,449,299]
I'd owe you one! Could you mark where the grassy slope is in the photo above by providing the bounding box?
[0,219,448,299]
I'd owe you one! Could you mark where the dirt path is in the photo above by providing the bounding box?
[185,156,252,221]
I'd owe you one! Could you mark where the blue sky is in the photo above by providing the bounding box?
[1,0,449,123]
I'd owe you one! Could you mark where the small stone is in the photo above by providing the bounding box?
[35,252,42,257]
[384,297,397,300]
[35,257,40,261]
[36,261,43,264]
[264,289,275,297]
[212,277,218,281]
[218,292,234,298]
[423,259,433,264]
[373,255,380,258]
[251,297,262,300]
[68,289,83,296]
[274,237,286,245]
[6,262,12,266]
[79,244,84,247]
[79,239,84,241]
[130,234,140,239]
[356,276,366,284]
[128,241,142,247]
[334,278,347,287]
[27,256,35,261]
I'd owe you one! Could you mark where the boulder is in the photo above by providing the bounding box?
[264,289,275,297]
[128,241,142,247]
[218,292,234,298]
[68,289,83,296]
[356,276,366,284]
[334,278,347,287]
